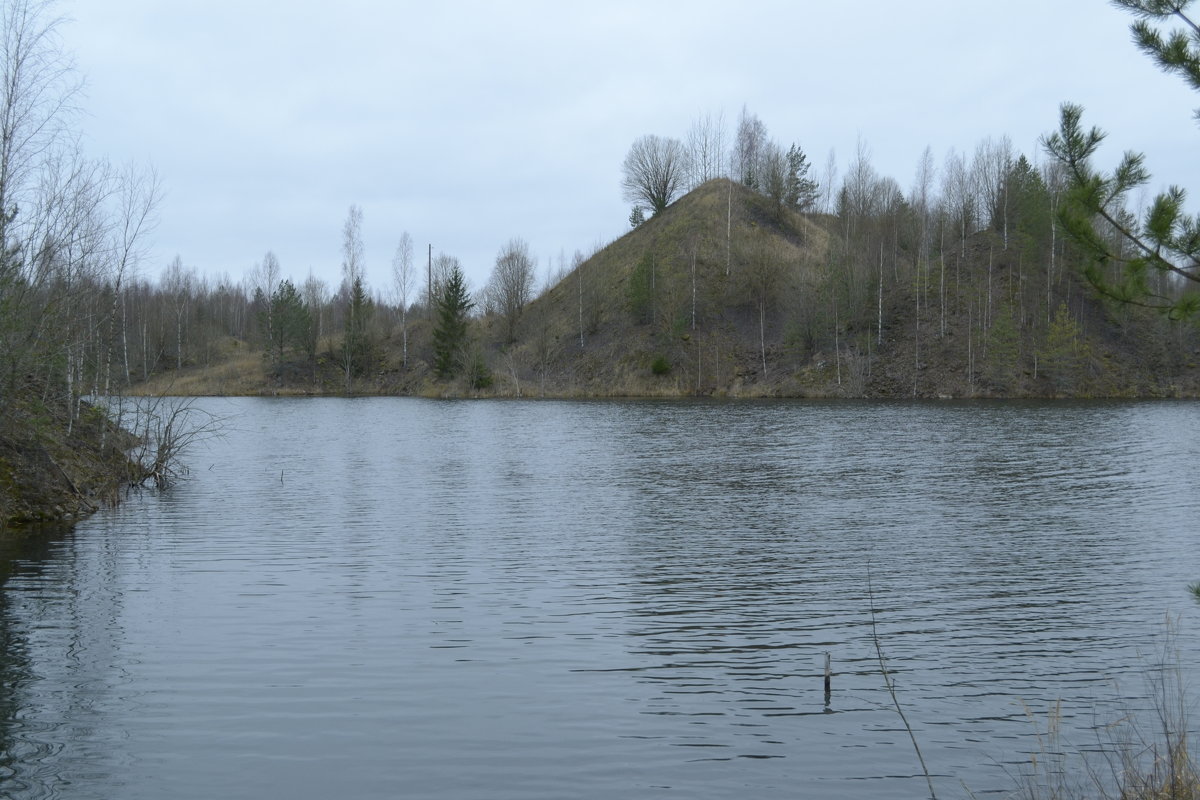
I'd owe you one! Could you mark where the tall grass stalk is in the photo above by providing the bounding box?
[1015,617,1197,800]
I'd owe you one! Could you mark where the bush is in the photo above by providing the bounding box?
[650,355,670,375]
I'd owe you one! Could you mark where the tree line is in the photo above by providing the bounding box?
[42,208,547,393]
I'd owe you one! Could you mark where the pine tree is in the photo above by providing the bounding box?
[1039,303,1090,390]
[432,265,474,379]
[343,277,374,379]
[1044,1,1200,318]
[261,279,310,368]
[785,144,819,211]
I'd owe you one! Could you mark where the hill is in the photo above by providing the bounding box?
[481,178,1200,398]
[132,178,1200,399]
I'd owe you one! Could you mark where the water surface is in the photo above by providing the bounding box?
[2,398,1198,798]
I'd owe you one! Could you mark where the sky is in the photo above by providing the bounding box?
[58,0,1200,297]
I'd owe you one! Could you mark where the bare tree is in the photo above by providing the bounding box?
[840,137,880,241]
[341,204,364,288]
[621,134,688,216]
[391,231,414,367]
[302,270,327,358]
[910,146,937,261]
[733,106,768,190]
[340,204,364,389]
[760,141,790,218]
[742,231,787,379]
[972,135,1013,247]
[686,110,726,189]
[0,0,99,423]
[108,163,160,390]
[942,148,976,256]
[0,0,82,252]
[123,395,226,490]
[820,148,839,214]
[428,252,460,304]
[161,256,196,370]
[486,236,536,343]
[249,249,281,344]
[910,146,937,365]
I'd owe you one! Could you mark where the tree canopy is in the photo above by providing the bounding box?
[621,134,687,216]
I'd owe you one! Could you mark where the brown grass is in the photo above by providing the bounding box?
[129,352,266,396]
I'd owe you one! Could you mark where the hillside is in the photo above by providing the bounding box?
[132,179,1200,399]
[481,179,1200,398]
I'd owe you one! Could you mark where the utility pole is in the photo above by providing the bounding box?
[428,244,433,319]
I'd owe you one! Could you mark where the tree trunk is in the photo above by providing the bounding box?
[759,299,767,380]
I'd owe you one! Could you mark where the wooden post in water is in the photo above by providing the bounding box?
[823,651,832,707]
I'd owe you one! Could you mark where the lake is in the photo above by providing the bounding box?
[1,398,1198,799]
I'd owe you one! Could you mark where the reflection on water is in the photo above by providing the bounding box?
[1,398,1198,799]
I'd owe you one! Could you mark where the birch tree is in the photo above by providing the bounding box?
[972,135,1013,247]
[391,231,414,367]
[732,106,767,190]
[341,204,364,388]
[0,0,88,418]
[302,270,327,360]
[686,110,726,188]
[942,148,976,256]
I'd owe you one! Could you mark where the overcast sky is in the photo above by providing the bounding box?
[60,0,1199,297]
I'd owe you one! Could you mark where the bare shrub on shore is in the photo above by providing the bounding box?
[117,396,226,489]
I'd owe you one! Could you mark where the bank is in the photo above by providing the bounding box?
[0,400,138,530]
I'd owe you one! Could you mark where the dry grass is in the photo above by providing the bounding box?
[128,352,266,396]
[1014,621,1198,800]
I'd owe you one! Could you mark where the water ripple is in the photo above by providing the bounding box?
[0,398,1197,799]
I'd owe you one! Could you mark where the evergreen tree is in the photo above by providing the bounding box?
[1044,2,1200,318]
[1039,303,1090,390]
[343,276,374,379]
[261,279,310,368]
[432,265,474,379]
[785,144,819,211]
[1003,155,1051,243]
